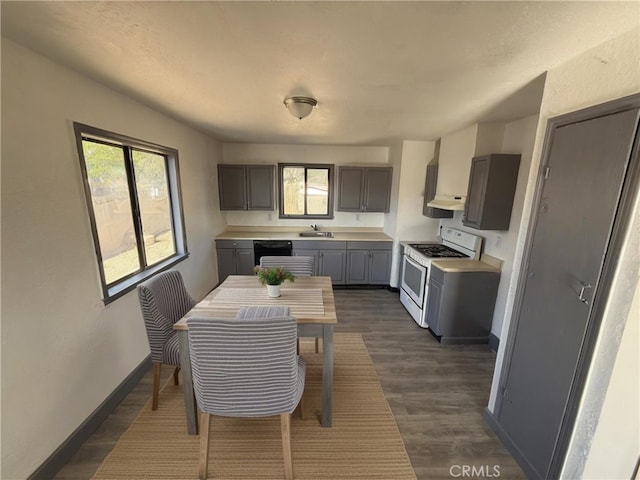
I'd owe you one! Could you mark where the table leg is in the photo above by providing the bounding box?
[321,324,334,427]
[177,329,198,435]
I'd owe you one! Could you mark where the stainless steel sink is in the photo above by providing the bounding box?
[299,231,334,238]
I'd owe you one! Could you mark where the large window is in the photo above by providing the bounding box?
[278,163,334,219]
[74,123,188,303]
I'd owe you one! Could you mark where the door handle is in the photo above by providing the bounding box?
[578,281,592,304]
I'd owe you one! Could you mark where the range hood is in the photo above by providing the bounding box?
[429,123,505,211]
[427,195,466,211]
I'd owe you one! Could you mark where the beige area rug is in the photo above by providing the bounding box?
[93,334,416,479]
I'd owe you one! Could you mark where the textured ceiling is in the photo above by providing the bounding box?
[2,1,639,145]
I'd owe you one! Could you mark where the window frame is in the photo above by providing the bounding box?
[73,122,189,304]
[278,163,334,219]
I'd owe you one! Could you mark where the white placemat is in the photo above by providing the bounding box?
[200,287,325,317]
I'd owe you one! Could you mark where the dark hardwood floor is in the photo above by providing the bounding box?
[54,288,524,479]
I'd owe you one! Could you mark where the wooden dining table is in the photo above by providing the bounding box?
[173,275,337,434]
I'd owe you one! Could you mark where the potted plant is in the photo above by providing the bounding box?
[254,266,295,298]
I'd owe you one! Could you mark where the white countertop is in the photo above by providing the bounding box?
[216,227,393,242]
[431,254,503,273]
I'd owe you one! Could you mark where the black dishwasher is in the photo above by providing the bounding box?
[253,240,293,265]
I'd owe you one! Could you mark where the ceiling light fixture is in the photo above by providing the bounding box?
[283,96,317,120]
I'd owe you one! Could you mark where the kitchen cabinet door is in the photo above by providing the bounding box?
[345,241,393,284]
[346,250,369,284]
[337,167,365,211]
[216,249,236,282]
[337,167,392,212]
[235,249,256,275]
[369,250,392,284]
[462,154,520,230]
[246,165,274,210]
[363,168,392,212]
[218,165,247,210]
[293,240,347,284]
[215,240,256,281]
[319,250,346,284]
[218,165,275,211]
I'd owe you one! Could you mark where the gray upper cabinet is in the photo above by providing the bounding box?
[423,164,453,218]
[218,164,275,211]
[463,154,521,230]
[337,167,392,212]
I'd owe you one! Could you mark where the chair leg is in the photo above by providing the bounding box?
[281,413,293,480]
[315,337,320,354]
[199,411,211,480]
[152,363,162,411]
[173,366,181,385]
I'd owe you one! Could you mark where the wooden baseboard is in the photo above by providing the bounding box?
[28,355,152,480]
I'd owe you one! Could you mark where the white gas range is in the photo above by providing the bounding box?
[400,227,483,328]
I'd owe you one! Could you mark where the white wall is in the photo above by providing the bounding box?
[1,39,225,479]
[385,140,441,287]
[581,274,639,480]
[220,143,390,228]
[439,115,539,338]
[484,26,640,479]
[437,124,479,198]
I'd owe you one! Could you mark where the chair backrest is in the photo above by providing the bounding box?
[138,271,196,362]
[259,256,315,276]
[187,308,300,418]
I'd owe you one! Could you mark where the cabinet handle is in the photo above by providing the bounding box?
[578,281,592,305]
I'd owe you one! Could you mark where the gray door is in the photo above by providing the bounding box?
[497,107,639,479]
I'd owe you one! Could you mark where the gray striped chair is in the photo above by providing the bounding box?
[137,270,196,410]
[259,255,315,276]
[187,306,306,480]
[259,256,320,353]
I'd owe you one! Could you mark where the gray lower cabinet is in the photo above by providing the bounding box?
[215,240,255,281]
[346,241,392,284]
[218,165,275,211]
[216,238,393,286]
[292,241,347,285]
[426,264,500,344]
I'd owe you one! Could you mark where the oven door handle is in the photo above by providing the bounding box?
[404,254,425,271]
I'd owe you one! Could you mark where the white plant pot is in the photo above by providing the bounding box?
[266,284,281,298]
